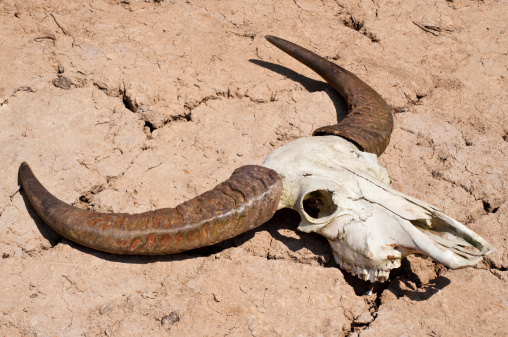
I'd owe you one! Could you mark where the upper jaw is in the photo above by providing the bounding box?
[319,203,494,283]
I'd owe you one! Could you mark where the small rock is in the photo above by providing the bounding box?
[52,77,72,90]
[355,311,374,324]
[100,302,115,315]
[34,33,56,42]
[161,311,180,330]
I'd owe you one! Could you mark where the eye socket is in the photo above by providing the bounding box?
[302,190,338,219]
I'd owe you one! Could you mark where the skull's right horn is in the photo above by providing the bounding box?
[265,35,393,156]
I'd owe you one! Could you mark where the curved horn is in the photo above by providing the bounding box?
[265,35,393,156]
[19,162,282,254]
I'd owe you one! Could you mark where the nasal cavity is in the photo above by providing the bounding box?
[302,190,337,219]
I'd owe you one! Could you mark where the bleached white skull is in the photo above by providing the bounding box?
[263,136,494,282]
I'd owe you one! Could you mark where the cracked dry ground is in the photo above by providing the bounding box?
[1,0,507,336]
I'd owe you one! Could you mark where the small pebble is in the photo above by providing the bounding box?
[100,302,115,315]
[161,311,180,330]
[52,77,72,90]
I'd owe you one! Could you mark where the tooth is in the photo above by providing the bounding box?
[356,266,369,280]
[368,269,376,283]
[375,270,390,282]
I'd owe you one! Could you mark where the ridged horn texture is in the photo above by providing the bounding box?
[265,35,393,156]
[19,162,282,255]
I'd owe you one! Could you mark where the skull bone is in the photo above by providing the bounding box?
[262,136,494,282]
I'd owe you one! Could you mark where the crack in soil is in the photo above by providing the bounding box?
[342,12,380,43]
[72,184,106,209]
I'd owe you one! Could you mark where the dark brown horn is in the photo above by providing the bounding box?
[265,35,393,156]
[19,162,282,254]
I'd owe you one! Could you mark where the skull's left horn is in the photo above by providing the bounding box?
[265,36,393,156]
[19,162,282,254]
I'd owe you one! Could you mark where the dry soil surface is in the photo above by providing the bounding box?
[1,0,507,336]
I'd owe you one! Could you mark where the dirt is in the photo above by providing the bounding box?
[1,0,507,336]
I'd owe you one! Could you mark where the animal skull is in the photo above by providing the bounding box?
[18,35,495,284]
[263,136,494,282]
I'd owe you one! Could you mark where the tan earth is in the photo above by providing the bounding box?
[1,0,507,336]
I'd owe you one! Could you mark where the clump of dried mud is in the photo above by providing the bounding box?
[1,0,507,336]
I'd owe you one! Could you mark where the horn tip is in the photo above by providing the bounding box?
[19,161,32,174]
[265,35,280,45]
[18,162,32,188]
[19,161,30,173]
